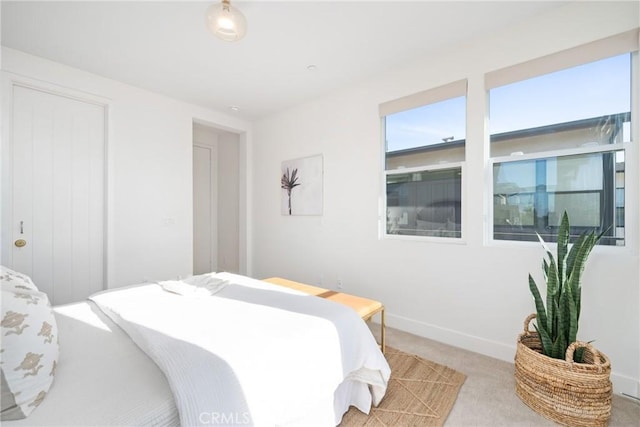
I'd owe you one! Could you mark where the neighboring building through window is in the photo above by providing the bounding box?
[488,49,633,246]
[381,81,466,238]
[379,32,637,246]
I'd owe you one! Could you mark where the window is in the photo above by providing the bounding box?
[386,168,461,237]
[488,43,634,245]
[381,80,466,238]
[493,151,624,245]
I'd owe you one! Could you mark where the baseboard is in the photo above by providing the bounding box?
[384,313,516,362]
[611,374,640,401]
[382,313,640,398]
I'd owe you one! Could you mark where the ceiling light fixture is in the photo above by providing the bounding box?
[206,0,247,42]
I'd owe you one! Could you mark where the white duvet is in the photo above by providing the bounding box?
[89,273,390,427]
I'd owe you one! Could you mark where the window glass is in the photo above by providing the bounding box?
[490,54,631,155]
[385,96,465,169]
[387,168,462,238]
[493,151,624,245]
[386,96,466,151]
[490,53,632,245]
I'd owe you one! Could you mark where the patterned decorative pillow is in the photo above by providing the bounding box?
[0,266,38,293]
[1,268,58,420]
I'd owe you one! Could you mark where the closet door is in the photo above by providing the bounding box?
[193,143,217,274]
[7,85,105,305]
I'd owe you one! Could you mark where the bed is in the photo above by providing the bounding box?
[2,271,390,426]
[7,300,180,426]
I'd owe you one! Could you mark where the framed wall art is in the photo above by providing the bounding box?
[281,154,323,216]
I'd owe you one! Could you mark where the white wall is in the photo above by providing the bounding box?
[1,47,251,288]
[251,2,640,396]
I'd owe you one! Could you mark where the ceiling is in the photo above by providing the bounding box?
[2,1,568,121]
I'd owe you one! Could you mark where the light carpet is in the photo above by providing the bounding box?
[341,347,466,426]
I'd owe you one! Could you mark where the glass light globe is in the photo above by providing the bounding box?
[206,0,247,42]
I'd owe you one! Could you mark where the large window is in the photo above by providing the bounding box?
[381,81,466,238]
[488,50,633,246]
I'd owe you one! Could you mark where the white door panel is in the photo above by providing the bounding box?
[193,144,217,275]
[7,85,105,305]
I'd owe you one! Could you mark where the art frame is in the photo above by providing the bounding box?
[281,154,323,216]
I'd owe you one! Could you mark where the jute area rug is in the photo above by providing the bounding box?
[341,347,466,427]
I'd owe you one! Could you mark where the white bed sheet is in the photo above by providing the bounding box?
[89,272,390,426]
[6,274,388,427]
[6,301,179,427]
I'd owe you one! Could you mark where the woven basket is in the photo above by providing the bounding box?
[514,314,612,427]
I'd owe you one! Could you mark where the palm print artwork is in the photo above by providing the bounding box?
[281,168,301,215]
[280,155,323,216]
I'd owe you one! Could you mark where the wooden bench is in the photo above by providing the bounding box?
[263,277,385,353]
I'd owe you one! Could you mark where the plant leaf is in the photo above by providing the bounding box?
[537,232,552,256]
[536,324,553,358]
[564,278,579,346]
[528,274,548,337]
[542,258,549,283]
[556,211,570,291]
[545,253,560,336]
[551,324,567,359]
[566,232,587,278]
[567,232,597,320]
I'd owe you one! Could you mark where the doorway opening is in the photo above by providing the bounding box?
[193,122,241,275]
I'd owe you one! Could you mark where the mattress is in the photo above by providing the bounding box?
[6,301,179,426]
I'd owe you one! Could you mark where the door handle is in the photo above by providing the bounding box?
[14,239,27,248]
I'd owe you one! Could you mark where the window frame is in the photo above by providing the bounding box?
[486,41,638,251]
[380,81,468,243]
[377,30,638,251]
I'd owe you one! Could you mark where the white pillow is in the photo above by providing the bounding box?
[1,268,58,420]
[159,273,228,297]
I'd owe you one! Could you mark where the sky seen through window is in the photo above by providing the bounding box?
[385,54,631,153]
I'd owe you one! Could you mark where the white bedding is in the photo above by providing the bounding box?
[7,301,179,426]
[90,272,391,426]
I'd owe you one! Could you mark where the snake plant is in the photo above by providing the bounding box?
[528,211,605,362]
